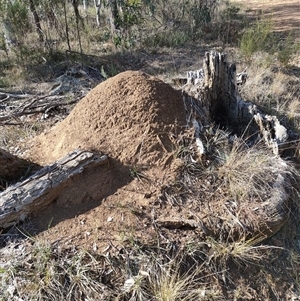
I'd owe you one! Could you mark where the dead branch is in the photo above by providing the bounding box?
[0,96,79,124]
[0,91,33,101]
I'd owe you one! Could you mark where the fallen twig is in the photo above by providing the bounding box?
[0,91,33,101]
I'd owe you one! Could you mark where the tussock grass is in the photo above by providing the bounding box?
[120,250,223,301]
[206,235,281,268]
[215,139,292,201]
[1,211,299,301]
[148,261,202,301]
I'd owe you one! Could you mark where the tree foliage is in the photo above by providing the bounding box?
[0,0,225,57]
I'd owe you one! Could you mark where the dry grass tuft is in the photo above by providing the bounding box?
[0,239,111,301]
[215,138,292,201]
[207,235,281,268]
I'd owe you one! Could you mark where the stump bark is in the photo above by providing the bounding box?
[203,52,238,126]
[200,51,289,154]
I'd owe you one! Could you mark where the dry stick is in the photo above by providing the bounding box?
[0,110,47,122]
[18,98,40,113]
[0,91,33,100]
[0,98,79,123]
[0,122,23,126]
[17,94,65,112]
[0,95,10,102]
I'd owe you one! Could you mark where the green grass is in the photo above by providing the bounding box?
[277,33,300,66]
[142,30,189,48]
[240,18,273,58]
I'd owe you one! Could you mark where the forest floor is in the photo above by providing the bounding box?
[233,0,300,40]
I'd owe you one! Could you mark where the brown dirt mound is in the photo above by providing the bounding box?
[31,70,186,167]
[26,71,187,249]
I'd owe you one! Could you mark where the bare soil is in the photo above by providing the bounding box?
[233,0,300,40]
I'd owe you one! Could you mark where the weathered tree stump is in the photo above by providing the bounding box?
[186,51,290,155]
[0,150,109,228]
[203,52,238,126]
[181,51,294,240]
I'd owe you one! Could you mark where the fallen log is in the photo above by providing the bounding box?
[0,95,78,123]
[0,150,109,229]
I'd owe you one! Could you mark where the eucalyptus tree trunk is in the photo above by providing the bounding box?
[94,0,101,26]
[63,0,71,51]
[110,0,119,33]
[71,0,83,53]
[28,0,44,42]
[71,0,84,28]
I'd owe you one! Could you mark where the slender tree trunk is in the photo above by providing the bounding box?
[71,0,85,28]
[63,0,71,51]
[110,0,119,34]
[71,0,83,53]
[94,0,101,27]
[2,19,17,53]
[76,14,83,54]
[28,0,44,42]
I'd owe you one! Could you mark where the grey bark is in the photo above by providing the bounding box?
[63,0,71,51]
[110,0,118,33]
[83,0,87,10]
[0,150,109,229]
[203,51,238,126]
[109,0,124,33]
[94,0,101,26]
[195,51,289,155]
[28,0,44,42]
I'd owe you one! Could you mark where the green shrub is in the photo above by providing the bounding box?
[240,18,273,57]
[216,3,248,45]
[6,0,31,38]
[277,33,300,66]
[142,30,189,48]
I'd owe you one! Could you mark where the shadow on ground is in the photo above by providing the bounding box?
[0,157,133,247]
